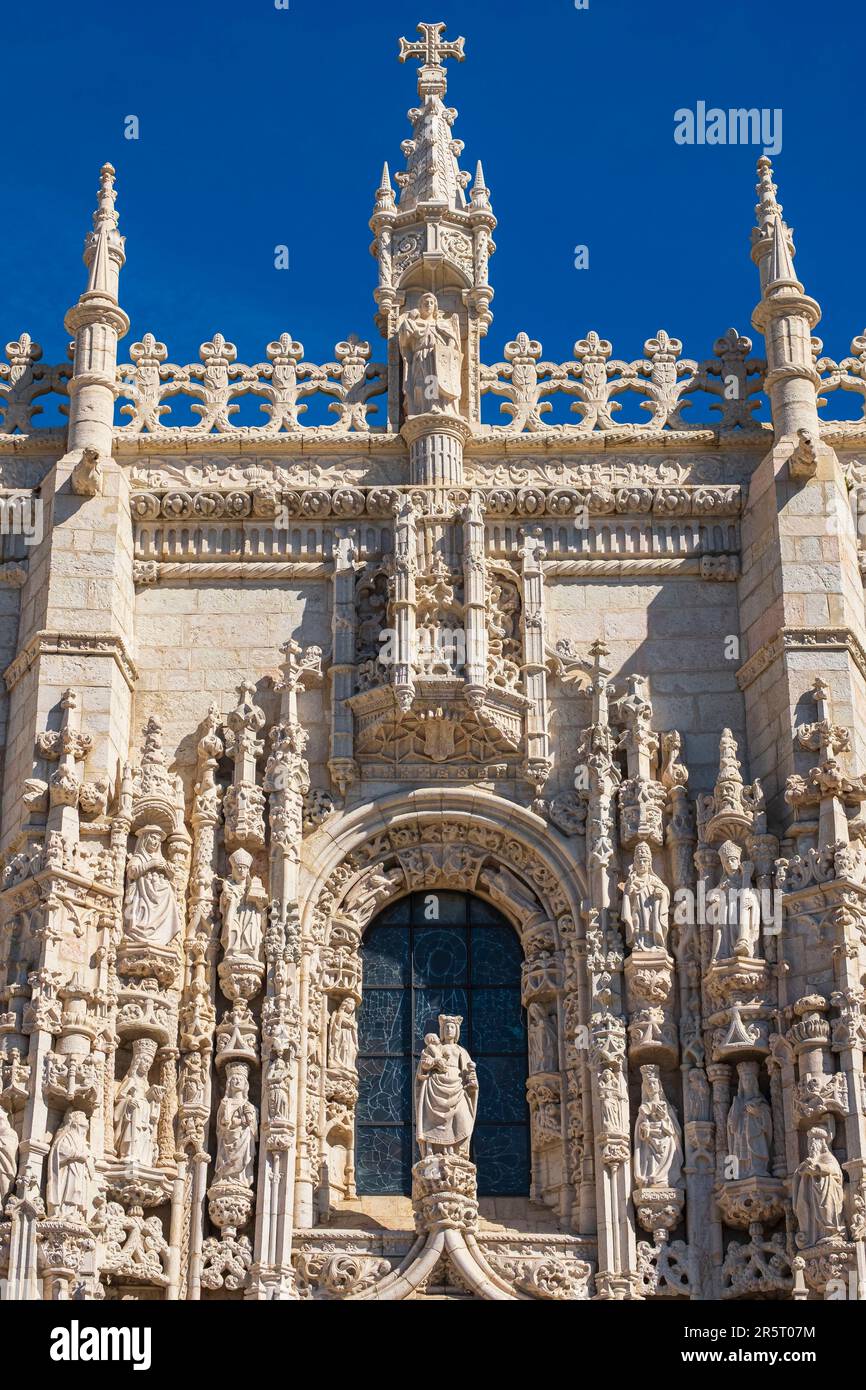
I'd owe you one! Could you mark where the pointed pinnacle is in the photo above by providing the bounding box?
[95,162,118,227]
[755,155,782,230]
[373,160,397,214]
[469,159,491,210]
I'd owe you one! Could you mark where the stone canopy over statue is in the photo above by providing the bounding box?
[398,292,463,417]
[415,1015,478,1156]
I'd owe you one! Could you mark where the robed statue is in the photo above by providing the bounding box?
[122,825,182,948]
[621,843,671,952]
[114,1037,160,1166]
[47,1109,96,1221]
[793,1126,846,1247]
[215,1064,258,1187]
[633,1063,683,1188]
[398,292,463,417]
[726,1060,772,1178]
[415,1015,478,1157]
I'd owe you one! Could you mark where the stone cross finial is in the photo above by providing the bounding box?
[398,22,465,94]
[398,21,465,70]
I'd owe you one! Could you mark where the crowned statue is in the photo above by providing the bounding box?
[215,1063,258,1188]
[114,1037,160,1166]
[633,1064,683,1188]
[415,1015,478,1157]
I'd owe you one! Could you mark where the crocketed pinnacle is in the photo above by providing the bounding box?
[394,22,471,212]
[83,162,126,300]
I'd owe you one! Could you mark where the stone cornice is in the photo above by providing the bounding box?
[98,424,771,459]
[4,630,139,693]
[736,625,866,691]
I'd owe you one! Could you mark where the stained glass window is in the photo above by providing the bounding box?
[356,891,530,1196]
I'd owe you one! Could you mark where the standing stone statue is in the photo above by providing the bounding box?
[220,848,267,958]
[621,843,671,951]
[47,1110,96,1221]
[633,1063,683,1188]
[599,1067,627,1134]
[527,1002,558,1074]
[708,840,760,961]
[0,1105,18,1206]
[726,1060,772,1178]
[114,1037,160,1166]
[215,1063,258,1187]
[328,997,358,1073]
[398,292,462,417]
[122,825,182,947]
[415,1015,478,1157]
[266,1051,291,1124]
[793,1126,846,1247]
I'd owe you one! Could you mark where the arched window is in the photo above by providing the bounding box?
[356,890,529,1197]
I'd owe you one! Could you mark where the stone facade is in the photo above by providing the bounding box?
[1,22,866,1302]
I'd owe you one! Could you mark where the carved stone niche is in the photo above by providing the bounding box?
[104,1036,171,1211]
[705,956,772,1062]
[115,982,177,1049]
[788,995,836,1125]
[521,948,562,1005]
[320,919,362,998]
[624,951,677,1066]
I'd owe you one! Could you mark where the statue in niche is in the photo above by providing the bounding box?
[621,843,671,952]
[0,1105,18,1206]
[415,1015,478,1157]
[599,1067,627,1134]
[179,1051,207,1110]
[793,1126,846,1246]
[686,1068,711,1123]
[47,1109,96,1221]
[708,840,761,961]
[633,1064,683,1189]
[328,998,358,1073]
[355,570,390,660]
[266,1051,291,1124]
[122,825,182,948]
[726,1060,772,1178]
[398,292,462,417]
[114,1037,160,1166]
[215,1063,258,1187]
[527,1002,558,1074]
[220,848,267,959]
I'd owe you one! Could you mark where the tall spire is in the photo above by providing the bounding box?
[750,157,821,442]
[394,22,470,211]
[82,163,126,304]
[370,22,496,430]
[63,163,129,459]
[751,156,800,297]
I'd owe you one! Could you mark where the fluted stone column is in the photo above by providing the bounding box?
[401,414,471,488]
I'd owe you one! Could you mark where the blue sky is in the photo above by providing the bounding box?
[4,0,864,397]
